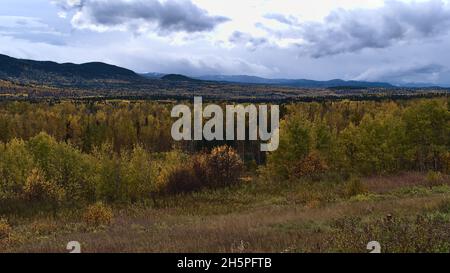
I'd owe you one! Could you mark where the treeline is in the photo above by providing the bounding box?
[0,100,266,162]
[266,98,449,180]
[0,101,174,153]
[0,98,448,214]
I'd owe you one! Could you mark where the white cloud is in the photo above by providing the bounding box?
[57,11,68,18]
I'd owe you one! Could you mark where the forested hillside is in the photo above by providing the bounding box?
[0,54,142,84]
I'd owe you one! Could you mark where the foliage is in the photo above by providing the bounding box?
[23,168,65,205]
[206,145,244,188]
[0,218,11,242]
[164,146,244,194]
[82,202,113,228]
[164,154,206,194]
[0,139,35,200]
[0,98,448,216]
[264,98,449,181]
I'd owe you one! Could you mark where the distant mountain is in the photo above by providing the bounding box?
[0,54,142,84]
[140,72,166,79]
[396,82,449,88]
[161,74,201,82]
[2,54,443,89]
[196,75,394,88]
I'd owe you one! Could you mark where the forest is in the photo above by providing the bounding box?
[0,96,449,252]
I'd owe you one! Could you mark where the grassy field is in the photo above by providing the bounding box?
[2,172,450,253]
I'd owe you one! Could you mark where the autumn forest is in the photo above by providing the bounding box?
[0,95,448,253]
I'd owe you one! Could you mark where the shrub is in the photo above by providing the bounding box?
[162,146,243,194]
[92,144,123,203]
[30,219,58,236]
[292,151,329,178]
[23,168,65,205]
[206,145,244,188]
[0,218,12,241]
[343,177,367,198]
[82,202,113,228]
[0,139,35,200]
[164,154,206,194]
[121,145,159,202]
[165,165,200,194]
[155,150,190,194]
[27,133,96,205]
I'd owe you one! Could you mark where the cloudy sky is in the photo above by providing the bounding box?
[1,0,450,85]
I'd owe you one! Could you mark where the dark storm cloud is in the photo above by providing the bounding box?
[55,0,229,33]
[355,63,447,83]
[52,0,87,10]
[298,0,450,58]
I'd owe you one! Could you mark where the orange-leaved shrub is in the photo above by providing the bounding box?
[206,145,244,188]
[0,218,12,242]
[82,202,113,228]
[23,168,66,205]
[292,151,329,178]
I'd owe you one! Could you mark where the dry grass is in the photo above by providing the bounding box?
[2,172,450,253]
[363,172,450,193]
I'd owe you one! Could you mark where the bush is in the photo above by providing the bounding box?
[0,139,35,200]
[206,145,244,188]
[165,165,200,194]
[82,203,113,228]
[27,133,97,205]
[121,145,159,202]
[164,154,206,194]
[0,218,12,241]
[23,168,65,205]
[162,146,244,194]
[292,151,329,178]
[344,177,367,198]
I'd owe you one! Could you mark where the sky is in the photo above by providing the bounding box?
[1,0,450,85]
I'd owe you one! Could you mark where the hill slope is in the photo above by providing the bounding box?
[0,54,142,84]
[161,74,201,82]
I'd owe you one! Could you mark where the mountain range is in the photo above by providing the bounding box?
[140,73,396,88]
[192,75,394,88]
[0,53,444,88]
